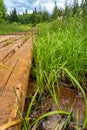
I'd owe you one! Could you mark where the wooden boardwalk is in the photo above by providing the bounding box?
[0,33,33,130]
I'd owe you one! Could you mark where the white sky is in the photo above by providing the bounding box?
[4,0,82,14]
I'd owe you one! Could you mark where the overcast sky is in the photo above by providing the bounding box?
[4,0,82,14]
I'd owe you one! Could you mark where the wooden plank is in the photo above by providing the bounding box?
[0,36,21,48]
[0,37,26,83]
[0,36,15,44]
[0,37,25,62]
[0,37,33,130]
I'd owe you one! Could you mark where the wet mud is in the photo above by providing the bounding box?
[25,78,86,130]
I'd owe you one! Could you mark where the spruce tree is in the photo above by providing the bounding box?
[73,0,79,16]
[65,0,72,17]
[81,0,87,16]
[52,2,59,19]
[10,8,19,23]
[0,0,6,19]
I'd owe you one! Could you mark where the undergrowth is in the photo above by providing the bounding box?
[0,22,31,34]
[22,17,87,129]
[33,17,87,92]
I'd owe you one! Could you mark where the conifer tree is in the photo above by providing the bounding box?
[81,0,87,16]
[43,7,49,21]
[0,0,6,19]
[52,1,59,19]
[73,0,79,16]
[10,8,19,23]
[64,0,72,17]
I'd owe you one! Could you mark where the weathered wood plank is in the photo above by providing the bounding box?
[0,35,33,130]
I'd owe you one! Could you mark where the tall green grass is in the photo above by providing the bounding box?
[33,17,87,91]
[21,17,87,129]
[0,22,31,34]
[31,17,87,128]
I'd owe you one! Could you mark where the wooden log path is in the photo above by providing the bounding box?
[0,32,34,130]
